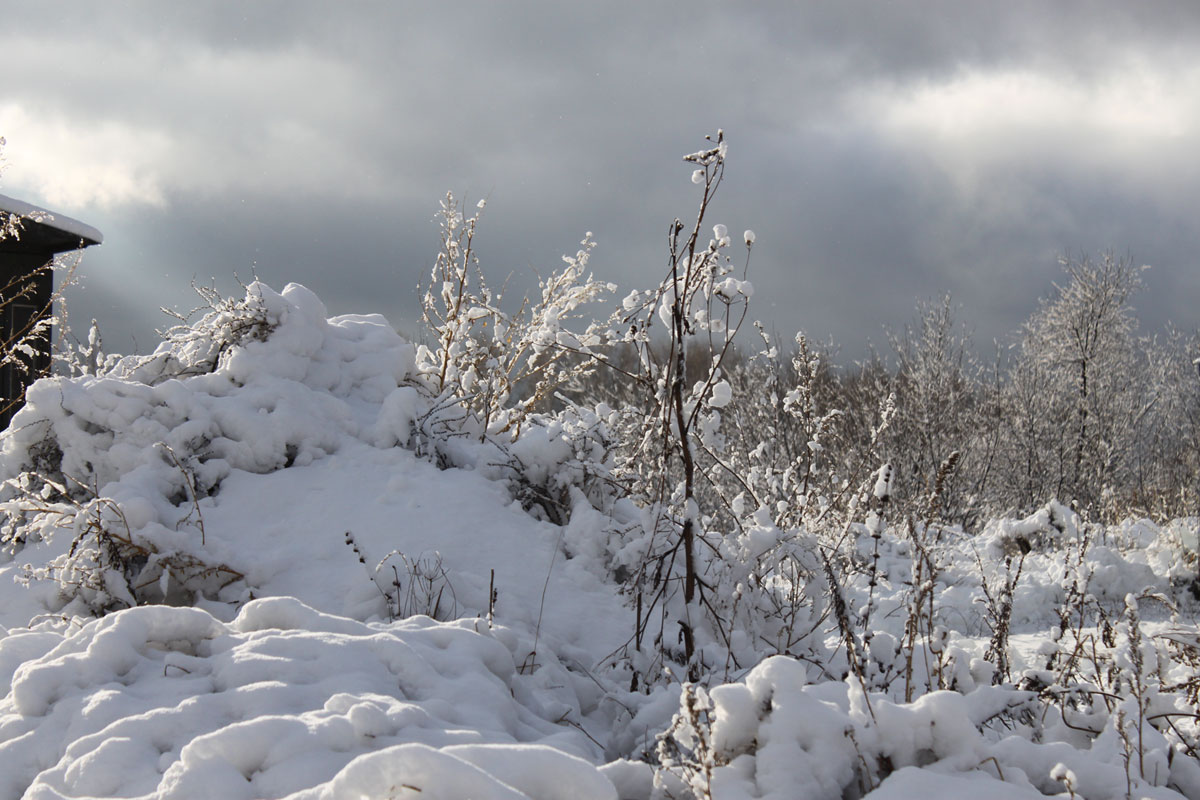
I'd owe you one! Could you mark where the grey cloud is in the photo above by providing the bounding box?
[3,1,1199,362]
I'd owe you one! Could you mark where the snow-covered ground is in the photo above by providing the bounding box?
[1,282,1197,799]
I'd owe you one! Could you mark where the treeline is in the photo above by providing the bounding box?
[568,253,1200,527]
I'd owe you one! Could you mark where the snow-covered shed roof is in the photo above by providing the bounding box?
[0,192,103,253]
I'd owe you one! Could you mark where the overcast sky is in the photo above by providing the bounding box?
[2,1,1198,361]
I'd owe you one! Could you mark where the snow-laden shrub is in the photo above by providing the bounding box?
[0,282,420,612]
[13,490,241,613]
[115,281,279,385]
[571,132,771,683]
[652,651,1199,799]
[418,193,614,439]
[406,134,816,689]
[500,403,622,527]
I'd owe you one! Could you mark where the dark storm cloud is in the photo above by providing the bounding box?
[2,1,1198,360]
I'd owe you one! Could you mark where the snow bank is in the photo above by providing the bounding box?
[0,281,636,796]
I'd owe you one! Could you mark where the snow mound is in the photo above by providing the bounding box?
[3,282,419,491]
[0,282,629,654]
[0,597,615,799]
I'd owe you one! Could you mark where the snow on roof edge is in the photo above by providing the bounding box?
[0,192,104,246]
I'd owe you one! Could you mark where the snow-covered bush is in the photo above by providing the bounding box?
[0,282,423,612]
[418,193,614,438]
[576,132,776,683]
[650,639,1200,800]
[120,281,279,384]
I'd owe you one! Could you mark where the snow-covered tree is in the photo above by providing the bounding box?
[1014,252,1148,511]
[1138,326,1200,518]
[885,295,980,523]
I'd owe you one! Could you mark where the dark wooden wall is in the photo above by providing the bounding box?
[0,249,55,428]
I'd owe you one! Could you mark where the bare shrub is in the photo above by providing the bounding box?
[7,477,240,614]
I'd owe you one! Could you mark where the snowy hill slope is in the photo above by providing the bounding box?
[0,282,1198,799]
